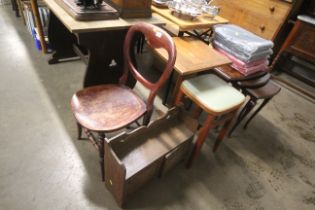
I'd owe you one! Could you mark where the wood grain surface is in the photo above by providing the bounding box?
[44,0,164,33]
[152,5,228,31]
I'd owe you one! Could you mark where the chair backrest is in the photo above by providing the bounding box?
[120,22,176,118]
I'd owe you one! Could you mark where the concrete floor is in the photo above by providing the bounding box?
[1,5,315,210]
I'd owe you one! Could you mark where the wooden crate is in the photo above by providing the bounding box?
[104,107,198,206]
[106,0,152,18]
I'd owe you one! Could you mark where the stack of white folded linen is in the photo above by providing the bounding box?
[213,24,273,75]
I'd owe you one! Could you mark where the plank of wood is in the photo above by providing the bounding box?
[30,0,47,53]
[43,0,165,33]
[155,37,231,75]
[152,5,228,31]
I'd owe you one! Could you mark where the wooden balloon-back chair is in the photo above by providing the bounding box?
[70,22,176,181]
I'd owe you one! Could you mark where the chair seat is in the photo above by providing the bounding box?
[71,84,146,132]
[246,80,281,99]
[181,74,245,114]
[237,73,271,88]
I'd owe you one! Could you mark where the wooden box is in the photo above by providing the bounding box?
[106,0,152,18]
[104,107,198,206]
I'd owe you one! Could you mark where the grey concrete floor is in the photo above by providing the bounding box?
[1,5,315,210]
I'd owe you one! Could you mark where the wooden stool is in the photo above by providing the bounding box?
[175,74,245,167]
[228,79,281,136]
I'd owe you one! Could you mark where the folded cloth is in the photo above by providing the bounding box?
[213,24,274,55]
[213,41,272,62]
[215,47,269,68]
[214,35,273,57]
[231,62,269,76]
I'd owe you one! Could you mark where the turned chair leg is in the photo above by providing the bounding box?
[175,89,185,106]
[228,99,256,136]
[244,97,271,129]
[213,110,237,152]
[77,123,83,140]
[191,106,203,119]
[187,114,215,168]
[98,133,105,182]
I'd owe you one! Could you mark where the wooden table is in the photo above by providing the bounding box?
[44,0,164,88]
[155,37,231,106]
[152,5,228,43]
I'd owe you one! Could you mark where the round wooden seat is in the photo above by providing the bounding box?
[181,74,245,114]
[71,84,146,132]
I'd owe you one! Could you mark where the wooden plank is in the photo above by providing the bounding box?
[152,5,228,31]
[43,0,165,33]
[30,0,47,53]
[155,37,231,76]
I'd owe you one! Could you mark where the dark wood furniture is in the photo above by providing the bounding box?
[107,0,152,18]
[44,0,163,88]
[213,66,281,136]
[11,0,20,17]
[104,107,198,206]
[175,74,245,167]
[154,37,231,106]
[228,76,281,136]
[272,15,315,87]
[71,22,176,181]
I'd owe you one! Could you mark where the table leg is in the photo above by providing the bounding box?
[169,75,184,107]
[187,114,215,168]
[47,12,79,64]
[77,30,136,88]
[162,70,174,106]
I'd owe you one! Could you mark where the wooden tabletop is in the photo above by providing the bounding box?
[155,37,231,76]
[152,5,228,31]
[44,0,165,33]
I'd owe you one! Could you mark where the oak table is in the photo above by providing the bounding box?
[155,37,231,106]
[44,0,164,88]
[152,5,228,43]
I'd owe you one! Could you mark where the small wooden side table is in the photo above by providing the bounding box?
[152,5,228,43]
[154,37,231,106]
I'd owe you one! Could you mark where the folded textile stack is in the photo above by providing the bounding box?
[212,24,273,75]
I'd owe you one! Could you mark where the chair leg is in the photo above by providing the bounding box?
[162,71,174,106]
[244,98,272,129]
[175,88,184,106]
[213,110,237,152]
[191,106,203,119]
[98,133,105,182]
[76,122,84,140]
[187,114,215,168]
[228,99,256,136]
[142,110,152,126]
